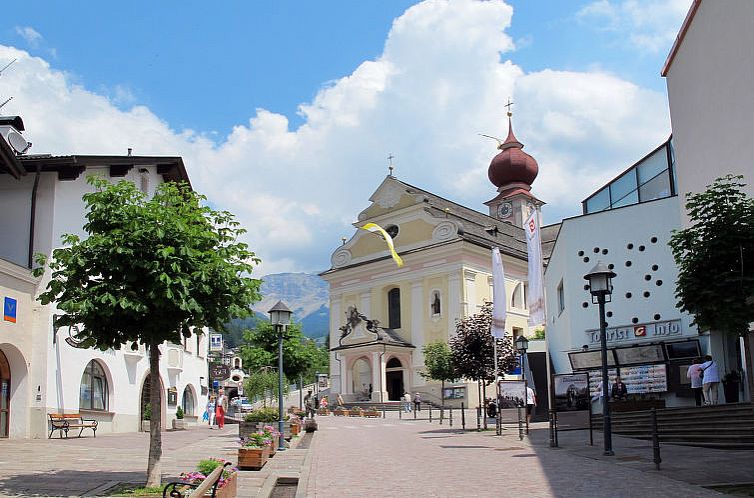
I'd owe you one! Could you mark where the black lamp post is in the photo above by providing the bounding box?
[269,300,292,452]
[584,261,616,456]
[515,335,530,432]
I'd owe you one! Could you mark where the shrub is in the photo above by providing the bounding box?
[142,403,151,421]
[243,407,282,423]
[176,406,184,419]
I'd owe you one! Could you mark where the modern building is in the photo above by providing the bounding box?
[0,116,209,438]
[322,116,548,409]
[543,138,735,407]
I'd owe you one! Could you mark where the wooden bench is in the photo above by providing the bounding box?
[163,461,233,498]
[48,413,98,439]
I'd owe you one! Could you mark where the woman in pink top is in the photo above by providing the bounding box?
[686,357,704,407]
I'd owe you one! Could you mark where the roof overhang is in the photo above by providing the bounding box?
[661,0,702,77]
[0,136,25,179]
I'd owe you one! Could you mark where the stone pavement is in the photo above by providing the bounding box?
[0,424,305,497]
[303,413,726,498]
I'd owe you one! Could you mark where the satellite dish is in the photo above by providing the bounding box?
[7,130,30,154]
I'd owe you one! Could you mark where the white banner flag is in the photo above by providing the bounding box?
[525,210,546,326]
[491,247,506,338]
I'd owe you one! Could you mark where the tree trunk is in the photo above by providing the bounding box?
[146,344,162,487]
[744,332,754,404]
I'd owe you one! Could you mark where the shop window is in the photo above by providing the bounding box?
[388,288,401,329]
[80,360,108,411]
[182,387,195,417]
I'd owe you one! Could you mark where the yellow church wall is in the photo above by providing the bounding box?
[423,275,449,344]
[393,219,434,247]
[360,194,416,219]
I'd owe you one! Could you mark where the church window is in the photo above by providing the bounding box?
[431,291,441,316]
[511,283,522,309]
[388,288,401,329]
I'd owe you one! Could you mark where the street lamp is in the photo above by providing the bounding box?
[269,300,292,452]
[515,335,530,433]
[584,261,616,456]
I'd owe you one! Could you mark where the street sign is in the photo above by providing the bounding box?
[209,333,223,352]
[4,297,17,323]
[210,363,230,381]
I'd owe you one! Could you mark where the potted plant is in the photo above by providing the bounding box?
[260,425,280,456]
[172,406,188,430]
[238,432,272,470]
[723,370,742,403]
[333,405,349,416]
[240,407,280,438]
[180,458,238,498]
[289,414,301,436]
[348,407,364,417]
[141,403,151,432]
[317,406,330,416]
[363,406,380,418]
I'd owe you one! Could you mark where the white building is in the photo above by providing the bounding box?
[0,116,209,438]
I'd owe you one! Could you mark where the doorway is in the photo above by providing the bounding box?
[0,349,9,438]
[386,371,404,401]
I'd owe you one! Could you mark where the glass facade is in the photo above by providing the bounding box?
[583,138,676,214]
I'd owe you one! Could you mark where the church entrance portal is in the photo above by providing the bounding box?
[385,357,405,401]
[0,350,10,438]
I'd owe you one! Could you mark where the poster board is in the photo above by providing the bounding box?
[553,373,591,431]
[443,386,466,400]
[496,380,526,424]
[588,364,668,398]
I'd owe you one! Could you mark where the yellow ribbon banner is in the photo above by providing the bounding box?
[360,222,404,267]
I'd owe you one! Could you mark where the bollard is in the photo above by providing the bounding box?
[651,408,661,470]
[449,406,453,427]
[414,406,417,420]
[429,405,433,423]
[476,406,481,432]
[399,406,402,419]
[440,406,444,425]
[549,410,558,448]
[517,405,524,441]
[461,402,466,430]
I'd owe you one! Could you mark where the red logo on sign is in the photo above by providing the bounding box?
[634,326,646,337]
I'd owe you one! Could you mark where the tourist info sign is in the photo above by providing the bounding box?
[585,319,681,345]
[4,297,16,323]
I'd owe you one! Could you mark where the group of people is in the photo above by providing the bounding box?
[687,355,720,406]
[304,390,327,418]
[203,388,227,429]
[402,392,421,412]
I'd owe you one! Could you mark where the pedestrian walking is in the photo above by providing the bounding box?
[403,392,412,412]
[700,355,721,405]
[687,357,705,406]
[206,395,216,427]
[304,390,316,418]
[215,389,226,429]
[525,386,537,423]
[413,392,422,412]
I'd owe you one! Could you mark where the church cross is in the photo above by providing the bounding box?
[505,97,514,117]
[387,153,395,176]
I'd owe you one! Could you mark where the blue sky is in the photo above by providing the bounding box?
[1,1,690,275]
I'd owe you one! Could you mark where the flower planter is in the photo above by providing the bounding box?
[267,441,277,457]
[290,423,301,436]
[213,471,238,498]
[141,421,150,432]
[333,409,349,416]
[363,410,380,418]
[317,408,330,416]
[238,446,270,470]
[348,410,363,417]
[172,419,188,430]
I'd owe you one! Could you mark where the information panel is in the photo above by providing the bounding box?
[588,364,667,398]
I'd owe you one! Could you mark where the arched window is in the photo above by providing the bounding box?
[431,290,441,316]
[388,288,401,329]
[386,357,402,368]
[182,386,195,416]
[512,283,523,309]
[80,360,108,411]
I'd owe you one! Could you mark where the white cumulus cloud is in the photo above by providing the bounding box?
[0,0,671,275]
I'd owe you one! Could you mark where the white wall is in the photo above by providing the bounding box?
[665,0,754,223]
[544,196,697,374]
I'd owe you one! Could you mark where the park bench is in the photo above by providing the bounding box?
[163,461,233,498]
[48,413,98,439]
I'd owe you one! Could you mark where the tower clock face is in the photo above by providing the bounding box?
[497,202,513,219]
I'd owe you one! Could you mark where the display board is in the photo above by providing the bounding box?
[443,386,466,400]
[569,350,617,370]
[588,364,667,398]
[497,380,526,409]
[553,373,590,412]
[613,344,665,366]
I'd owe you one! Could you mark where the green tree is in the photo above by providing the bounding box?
[449,301,518,404]
[244,368,288,407]
[239,321,326,383]
[420,342,456,408]
[669,174,754,396]
[35,177,261,487]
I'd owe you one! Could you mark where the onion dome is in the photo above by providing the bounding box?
[487,117,538,189]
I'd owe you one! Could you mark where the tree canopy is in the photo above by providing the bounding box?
[35,176,262,486]
[449,301,518,384]
[239,321,328,383]
[669,175,754,336]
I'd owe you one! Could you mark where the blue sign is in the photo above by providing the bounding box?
[506,354,522,375]
[4,297,17,323]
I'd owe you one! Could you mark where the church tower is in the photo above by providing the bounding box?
[484,110,544,227]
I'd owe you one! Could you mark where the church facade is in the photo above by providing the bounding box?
[322,118,544,408]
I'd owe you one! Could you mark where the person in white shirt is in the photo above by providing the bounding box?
[403,392,412,412]
[700,355,721,405]
[525,386,537,423]
[686,358,705,406]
